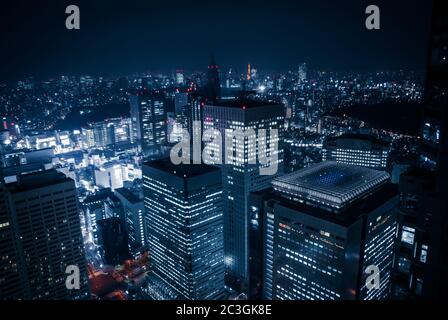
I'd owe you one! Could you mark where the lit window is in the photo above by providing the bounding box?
[420,245,428,263]
[415,278,423,296]
[398,257,411,273]
[401,226,415,245]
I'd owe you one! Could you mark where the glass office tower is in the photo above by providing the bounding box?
[203,99,285,293]
[130,91,167,157]
[250,162,398,300]
[142,159,224,300]
[1,170,89,299]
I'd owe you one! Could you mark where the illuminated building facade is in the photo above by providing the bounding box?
[0,170,89,299]
[322,134,390,170]
[249,162,398,300]
[174,92,188,116]
[175,70,185,85]
[187,92,203,143]
[130,91,167,156]
[419,1,447,170]
[142,159,224,300]
[203,100,285,292]
[81,121,116,149]
[1,115,20,138]
[392,1,448,299]
[115,188,146,250]
[94,161,124,191]
[414,0,448,297]
[0,183,23,299]
[82,188,112,244]
[81,127,95,149]
[298,63,307,82]
[391,169,436,299]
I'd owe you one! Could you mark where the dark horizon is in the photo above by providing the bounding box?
[0,0,432,81]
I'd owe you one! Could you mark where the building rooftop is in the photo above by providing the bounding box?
[272,161,390,212]
[323,133,390,149]
[5,169,72,193]
[207,98,281,110]
[253,183,397,226]
[83,188,113,203]
[144,158,219,179]
[115,187,141,204]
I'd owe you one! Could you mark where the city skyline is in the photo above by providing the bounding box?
[1,0,447,305]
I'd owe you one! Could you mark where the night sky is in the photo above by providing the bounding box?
[0,0,432,80]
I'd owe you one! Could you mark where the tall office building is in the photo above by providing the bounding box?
[142,159,224,300]
[81,127,95,149]
[97,217,130,266]
[115,188,145,250]
[188,93,203,144]
[82,189,112,244]
[81,122,115,149]
[204,55,221,103]
[0,170,89,299]
[391,168,436,299]
[0,183,24,298]
[130,91,167,157]
[392,0,448,300]
[175,70,185,85]
[94,122,114,147]
[174,92,188,116]
[104,194,124,222]
[249,162,398,300]
[298,63,307,82]
[203,99,285,292]
[419,1,447,170]
[167,112,189,143]
[322,134,390,170]
[100,118,132,145]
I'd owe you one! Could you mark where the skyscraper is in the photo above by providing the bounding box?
[391,168,436,299]
[81,122,115,149]
[115,187,145,250]
[249,162,398,300]
[142,159,224,300]
[1,170,89,299]
[97,217,130,266]
[204,54,221,103]
[82,188,113,244]
[392,0,448,300]
[130,91,167,157]
[0,183,24,299]
[175,70,185,85]
[419,1,447,170]
[298,63,307,82]
[203,99,285,292]
[322,134,390,170]
[174,92,188,116]
[188,93,203,145]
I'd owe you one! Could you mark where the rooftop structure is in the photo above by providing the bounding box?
[272,161,390,212]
